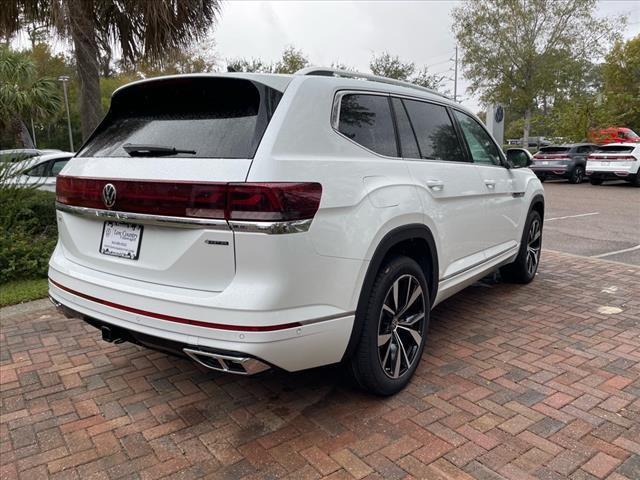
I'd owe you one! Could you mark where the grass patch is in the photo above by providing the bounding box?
[0,278,49,307]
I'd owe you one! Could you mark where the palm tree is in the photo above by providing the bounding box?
[1,0,221,140]
[0,47,61,147]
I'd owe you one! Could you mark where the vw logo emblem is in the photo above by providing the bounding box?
[102,183,117,209]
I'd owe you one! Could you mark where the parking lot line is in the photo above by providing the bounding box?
[592,244,640,258]
[545,212,599,221]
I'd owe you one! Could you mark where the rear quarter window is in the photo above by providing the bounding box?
[24,161,49,177]
[337,94,398,157]
[79,77,282,159]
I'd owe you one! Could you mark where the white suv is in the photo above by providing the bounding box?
[49,68,544,395]
[586,143,640,186]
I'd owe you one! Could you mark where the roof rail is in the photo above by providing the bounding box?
[296,66,451,100]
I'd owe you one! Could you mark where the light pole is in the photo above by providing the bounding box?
[58,75,74,152]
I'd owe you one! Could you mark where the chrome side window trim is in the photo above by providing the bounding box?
[331,89,476,166]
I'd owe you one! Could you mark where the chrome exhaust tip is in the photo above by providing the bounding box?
[183,348,270,375]
[49,296,82,319]
[49,295,62,309]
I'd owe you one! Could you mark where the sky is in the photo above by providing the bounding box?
[213,0,640,113]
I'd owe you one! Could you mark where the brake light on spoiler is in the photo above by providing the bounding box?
[56,177,322,222]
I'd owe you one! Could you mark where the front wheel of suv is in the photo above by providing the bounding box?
[350,256,429,396]
[500,210,542,284]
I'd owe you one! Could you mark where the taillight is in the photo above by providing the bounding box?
[588,155,636,161]
[533,154,570,160]
[227,183,322,221]
[56,177,322,222]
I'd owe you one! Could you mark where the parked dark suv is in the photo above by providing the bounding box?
[531,144,598,184]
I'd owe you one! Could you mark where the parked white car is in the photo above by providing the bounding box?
[49,69,544,395]
[0,148,61,163]
[5,152,74,192]
[586,143,640,186]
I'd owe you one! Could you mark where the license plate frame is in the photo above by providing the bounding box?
[99,221,143,260]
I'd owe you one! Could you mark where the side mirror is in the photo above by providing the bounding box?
[505,148,533,169]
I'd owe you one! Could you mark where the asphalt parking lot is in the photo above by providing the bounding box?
[542,181,640,266]
[1,184,639,480]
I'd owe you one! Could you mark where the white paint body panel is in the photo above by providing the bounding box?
[49,72,544,372]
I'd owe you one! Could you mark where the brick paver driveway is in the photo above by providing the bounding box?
[1,251,639,480]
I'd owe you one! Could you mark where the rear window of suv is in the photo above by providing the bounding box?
[539,147,570,154]
[594,145,635,153]
[79,77,282,159]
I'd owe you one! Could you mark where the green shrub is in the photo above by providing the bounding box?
[0,189,57,283]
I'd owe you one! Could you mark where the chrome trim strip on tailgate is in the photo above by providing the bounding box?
[56,203,313,233]
[228,219,312,234]
[56,203,230,230]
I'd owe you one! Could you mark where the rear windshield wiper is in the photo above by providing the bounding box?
[122,143,197,157]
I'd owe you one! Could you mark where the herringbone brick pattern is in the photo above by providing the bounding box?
[1,251,639,479]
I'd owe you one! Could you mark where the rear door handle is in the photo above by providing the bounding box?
[425,179,444,191]
[484,180,496,189]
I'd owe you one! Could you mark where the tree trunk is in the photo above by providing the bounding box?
[523,108,531,149]
[67,0,103,142]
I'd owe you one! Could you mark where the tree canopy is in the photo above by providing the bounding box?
[1,0,221,141]
[0,47,61,147]
[370,52,446,91]
[452,0,621,146]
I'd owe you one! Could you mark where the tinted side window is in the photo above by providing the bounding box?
[50,159,70,176]
[402,99,464,161]
[24,161,49,177]
[453,110,503,166]
[338,94,397,157]
[391,98,420,159]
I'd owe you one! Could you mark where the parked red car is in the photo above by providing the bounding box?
[588,127,640,145]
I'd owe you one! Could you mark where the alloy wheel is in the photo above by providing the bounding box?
[526,218,542,277]
[377,274,426,379]
[573,167,584,184]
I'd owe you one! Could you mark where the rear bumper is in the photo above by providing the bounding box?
[586,169,639,181]
[530,165,571,179]
[50,296,271,375]
[49,248,356,372]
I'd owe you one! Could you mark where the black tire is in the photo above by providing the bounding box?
[349,256,429,396]
[538,175,546,183]
[590,178,603,185]
[569,166,584,184]
[631,173,640,187]
[500,210,542,284]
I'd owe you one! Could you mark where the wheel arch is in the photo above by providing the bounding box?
[341,224,439,362]
[529,193,545,221]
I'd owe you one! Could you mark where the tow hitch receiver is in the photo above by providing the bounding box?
[101,326,125,344]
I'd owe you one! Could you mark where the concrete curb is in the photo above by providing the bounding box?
[0,298,52,320]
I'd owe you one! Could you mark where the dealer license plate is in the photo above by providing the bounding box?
[99,221,143,260]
